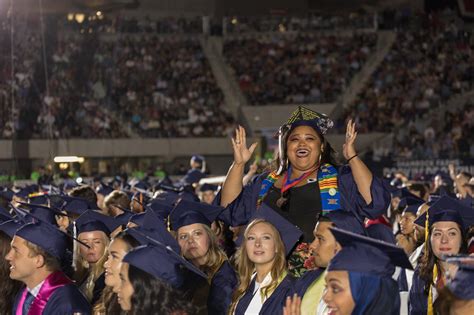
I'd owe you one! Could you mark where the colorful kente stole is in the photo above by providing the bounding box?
[257,163,340,214]
[16,271,73,315]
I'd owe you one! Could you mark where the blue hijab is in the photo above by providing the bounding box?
[348,272,380,315]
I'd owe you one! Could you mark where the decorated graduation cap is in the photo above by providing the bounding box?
[414,196,474,231]
[400,195,425,215]
[446,256,474,300]
[328,227,412,277]
[14,185,38,199]
[123,243,207,289]
[15,220,69,260]
[96,183,114,196]
[237,203,303,256]
[169,199,224,231]
[127,210,180,253]
[59,195,97,215]
[74,210,122,235]
[199,183,218,193]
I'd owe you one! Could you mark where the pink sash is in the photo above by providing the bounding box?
[16,271,73,315]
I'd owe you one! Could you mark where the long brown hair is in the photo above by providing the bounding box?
[228,219,287,314]
[418,224,467,294]
[0,232,22,314]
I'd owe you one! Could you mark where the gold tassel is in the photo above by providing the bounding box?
[427,263,438,315]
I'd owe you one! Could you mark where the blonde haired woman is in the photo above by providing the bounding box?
[170,199,238,314]
[229,205,302,315]
[74,210,121,306]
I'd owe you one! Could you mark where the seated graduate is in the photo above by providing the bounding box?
[294,210,366,315]
[434,255,474,314]
[73,210,122,306]
[409,196,473,315]
[118,241,207,315]
[169,199,238,315]
[229,205,302,315]
[283,227,413,315]
[6,220,91,314]
[94,229,140,314]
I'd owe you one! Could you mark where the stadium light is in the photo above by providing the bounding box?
[75,14,85,24]
[54,156,85,163]
[67,13,74,21]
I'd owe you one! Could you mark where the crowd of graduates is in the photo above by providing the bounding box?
[0,106,473,315]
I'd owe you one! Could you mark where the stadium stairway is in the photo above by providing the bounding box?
[339,30,397,113]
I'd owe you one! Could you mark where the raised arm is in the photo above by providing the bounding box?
[220,126,258,207]
[343,119,373,205]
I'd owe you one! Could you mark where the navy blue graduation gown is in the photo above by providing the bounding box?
[397,268,409,292]
[408,268,428,315]
[234,274,296,315]
[294,268,325,297]
[91,272,106,306]
[13,284,91,315]
[216,165,390,227]
[208,260,238,315]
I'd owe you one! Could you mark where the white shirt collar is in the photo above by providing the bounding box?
[28,280,45,297]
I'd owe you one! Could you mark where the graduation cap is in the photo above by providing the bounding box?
[169,199,224,231]
[199,184,218,193]
[400,195,425,215]
[96,183,114,196]
[123,243,207,289]
[0,188,14,201]
[132,180,150,193]
[14,185,38,199]
[328,227,412,277]
[126,210,180,253]
[114,209,135,226]
[283,106,334,136]
[0,220,23,238]
[146,199,174,220]
[28,194,49,206]
[414,196,474,231]
[446,256,474,300]
[59,195,97,215]
[322,210,366,235]
[16,203,65,226]
[15,220,70,260]
[191,155,205,164]
[181,169,206,186]
[74,210,122,236]
[237,204,303,256]
[129,212,145,226]
[0,205,12,222]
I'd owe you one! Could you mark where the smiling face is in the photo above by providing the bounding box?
[177,223,211,267]
[117,263,133,311]
[104,238,130,290]
[430,221,463,259]
[323,270,356,315]
[78,231,108,264]
[399,212,416,235]
[245,222,279,268]
[286,125,323,172]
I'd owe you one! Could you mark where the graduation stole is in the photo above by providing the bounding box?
[16,271,72,315]
[257,163,340,214]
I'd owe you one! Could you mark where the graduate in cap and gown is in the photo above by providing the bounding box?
[7,220,91,314]
[229,204,302,315]
[218,106,390,274]
[170,199,238,315]
[118,238,208,314]
[409,196,474,315]
[73,210,122,306]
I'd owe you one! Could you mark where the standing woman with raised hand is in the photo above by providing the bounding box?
[218,106,390,273]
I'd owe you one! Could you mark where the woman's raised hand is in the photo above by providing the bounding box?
[231,126,258,165]
[342,119,358,160]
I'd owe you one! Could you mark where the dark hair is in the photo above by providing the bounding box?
[128,265,197,315]
[363,278,400,315]
[407,183,428,200]
[418,224,467,293]
[434,286,458,315]
[274,128,340,173]
[69,185,98,205]
[25,241,61,272]
[0,232,22,314]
